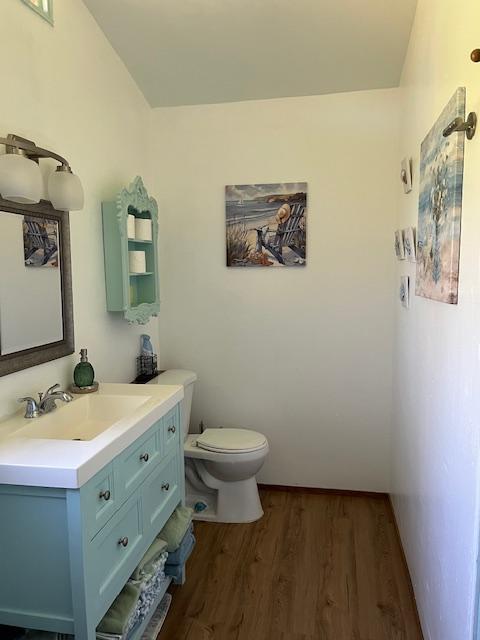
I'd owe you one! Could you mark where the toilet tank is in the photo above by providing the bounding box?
[148,369,197,440]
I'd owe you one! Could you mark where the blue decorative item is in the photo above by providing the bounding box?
[141,334,154,357]
[194,501,208,513]
[135,335,158,383]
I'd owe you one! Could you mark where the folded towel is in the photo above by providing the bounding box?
[166,530,195,567]
[131,537,168,581]
[164,563,184,582]
[158,506,193,552]
[97,582,141,635]
[124,554,169,638]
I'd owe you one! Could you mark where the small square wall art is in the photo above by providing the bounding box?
[394,230,405,260]
[403,227,416,263]
[400,157,412,193]
[400,276,410,309]
[225,183,307,267]
[416,87,465,304]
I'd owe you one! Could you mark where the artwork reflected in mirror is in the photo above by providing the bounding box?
[0,199,73,376]
[23,216,59,267]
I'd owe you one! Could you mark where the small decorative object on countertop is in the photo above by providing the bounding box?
[134,334,158,383]
[141,334,154,356]
[71,348,99,394]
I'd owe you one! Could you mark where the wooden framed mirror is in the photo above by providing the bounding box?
[0,197,74,376]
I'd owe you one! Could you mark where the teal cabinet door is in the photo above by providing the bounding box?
[83,462,118,539]
[117,424,162,498]
[142,452,181,533]
[88,492,144,621]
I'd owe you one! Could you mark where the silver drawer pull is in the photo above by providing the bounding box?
[118,536,129,548]
[99,489,111,501]
[140,452,149,462]
[168,425,176,434]
[161,482,170,491]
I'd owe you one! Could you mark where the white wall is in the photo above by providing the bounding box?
[0,0,157,418]
[392,1,480,638]
[150,89,399,491]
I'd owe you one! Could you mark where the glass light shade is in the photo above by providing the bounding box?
[48,169,84,211]
[0,153,42,204]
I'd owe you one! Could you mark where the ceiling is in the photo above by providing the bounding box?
[84,0,417,108]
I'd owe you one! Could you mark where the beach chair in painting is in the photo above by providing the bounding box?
[23,219,57,265]
[255,203,306,265]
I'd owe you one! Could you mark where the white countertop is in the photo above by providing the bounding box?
[0,383,184,489]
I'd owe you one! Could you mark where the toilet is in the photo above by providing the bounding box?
[149,369,269,523]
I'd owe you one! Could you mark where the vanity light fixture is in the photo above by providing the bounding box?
[0,133,84,210]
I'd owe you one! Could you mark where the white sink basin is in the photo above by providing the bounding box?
[0,383,184,488]
[11,393,151,441]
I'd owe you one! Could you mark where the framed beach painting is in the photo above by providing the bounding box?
[225,183,307,267]
[416,88,466,304]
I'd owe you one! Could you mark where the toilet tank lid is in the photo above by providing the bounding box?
[149,369,197,386]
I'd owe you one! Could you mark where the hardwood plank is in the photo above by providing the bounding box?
[159,489,423,640]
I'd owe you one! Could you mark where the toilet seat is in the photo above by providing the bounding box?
[195,428,267,454]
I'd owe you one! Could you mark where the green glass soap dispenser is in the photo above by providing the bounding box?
[73,348,95,388]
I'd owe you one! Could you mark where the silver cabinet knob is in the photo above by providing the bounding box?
[168,425,176,434]
[99,490,111,501]
[161,482,170,491]
[118,536,129,547]
[140,452,149,462]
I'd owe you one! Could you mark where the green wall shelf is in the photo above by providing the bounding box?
[102,177,160,325]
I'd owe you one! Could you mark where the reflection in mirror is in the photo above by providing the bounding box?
[0,211,63,354]
[0,198,74,377]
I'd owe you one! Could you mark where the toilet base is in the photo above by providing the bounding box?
[185,473,264,523]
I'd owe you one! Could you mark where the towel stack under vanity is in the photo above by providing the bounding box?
[96,538,169,640]
[160,506,196,583]
[95,506,195,640]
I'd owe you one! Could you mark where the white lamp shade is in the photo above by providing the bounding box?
[0,153,42,204]
[48,169,84,211]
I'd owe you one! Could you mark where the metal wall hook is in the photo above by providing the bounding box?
[442,112,477,140]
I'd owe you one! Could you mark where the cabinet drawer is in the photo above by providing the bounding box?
[83,463,118,539]
[89,492,144,621]
[117,426,161,499]
[142,453,180,533]
[162,406,180,458]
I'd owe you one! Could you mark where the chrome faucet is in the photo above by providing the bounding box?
[18,383,74,419]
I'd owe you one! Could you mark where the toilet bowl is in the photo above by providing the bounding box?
[149,370,269,523]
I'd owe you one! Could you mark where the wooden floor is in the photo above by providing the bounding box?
[160,489,423,640]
